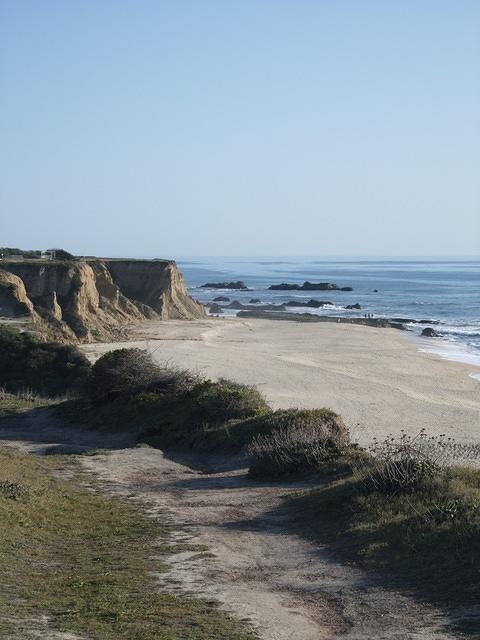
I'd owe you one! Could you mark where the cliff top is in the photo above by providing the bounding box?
[0,257,175,266]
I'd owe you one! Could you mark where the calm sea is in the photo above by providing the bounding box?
[177,257,480,373]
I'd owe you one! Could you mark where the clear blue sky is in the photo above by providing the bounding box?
[1,1,479,257]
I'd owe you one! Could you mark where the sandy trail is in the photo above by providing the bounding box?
[81,317,480,446]
[0,410,462,640]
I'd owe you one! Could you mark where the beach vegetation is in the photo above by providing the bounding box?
[87,348,202,402]
[293,432,480,616]
[0,326,90,397]
[246,409,359,478]
[66,371,270,451]
[88,348,162,400]
[0,387,53,417]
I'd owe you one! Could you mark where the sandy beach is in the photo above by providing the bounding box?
[80,317,480,446]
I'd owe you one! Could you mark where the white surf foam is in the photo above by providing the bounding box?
[412,335,480,382]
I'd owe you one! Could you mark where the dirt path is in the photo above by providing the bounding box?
[80,448,461,640]
[0,411,462,639]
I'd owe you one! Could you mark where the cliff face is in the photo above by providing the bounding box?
[0,269,36,318]
[105,260,204,320]
[0,258,204,343]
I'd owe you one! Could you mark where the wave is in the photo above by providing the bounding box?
[286,304,352,314]
[437,326,480,338]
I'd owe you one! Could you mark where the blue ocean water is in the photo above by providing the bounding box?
[178,257,480,367]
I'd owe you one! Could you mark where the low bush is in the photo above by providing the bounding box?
[246,409,354,478]
[87,349,162,400]
[87,349,200,401]
[193,378,269,423]
[0,326,90,397]
[139,379,270,450]
[63,373,270,452]
[357,430,452,495]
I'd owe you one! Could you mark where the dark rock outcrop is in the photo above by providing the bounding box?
[201,281,248,290]
[346,303,362,310]
[237,310,405,329]
[269,283,301,291]
[213,296,230,302]
[224,301,286,311]
[208,303,223,314]
[285,299,333,308]
[249,298,262,304]
[421,327,438,337]
[269,281,352,291]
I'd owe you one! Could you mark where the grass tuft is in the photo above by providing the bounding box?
[293,434,480,613]
[246,409,355,478]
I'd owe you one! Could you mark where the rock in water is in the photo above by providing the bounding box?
[285,299,333,308]
[208,303,223,314]
[269,281,353,291]
[421,327,438,337]
[200,281,248,289]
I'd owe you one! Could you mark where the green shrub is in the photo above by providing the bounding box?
[87,349,197,401]
[0,326,90,397]
[192,378,269,423]
[88,349,158,400]
[246,408,352,478]
[138,379,269,450]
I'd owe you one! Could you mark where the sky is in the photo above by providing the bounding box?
[0,1,479,258]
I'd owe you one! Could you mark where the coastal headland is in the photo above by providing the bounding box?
[0,257,204,342]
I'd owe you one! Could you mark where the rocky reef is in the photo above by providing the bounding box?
[0,258,204,343]
[200,281,249,290]
[268,281,353,291]
[206,298,365,315]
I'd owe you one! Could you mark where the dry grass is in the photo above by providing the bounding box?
[246,409,354,478]
[293,431,480,632]
[0,387,54,416]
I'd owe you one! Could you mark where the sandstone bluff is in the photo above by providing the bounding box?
[0,258,204,343]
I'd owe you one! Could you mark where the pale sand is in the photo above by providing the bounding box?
[81,317,480,445]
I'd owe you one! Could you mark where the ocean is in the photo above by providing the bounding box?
[177,257,480,375]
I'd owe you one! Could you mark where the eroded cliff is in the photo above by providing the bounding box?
[0,258,204,343]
